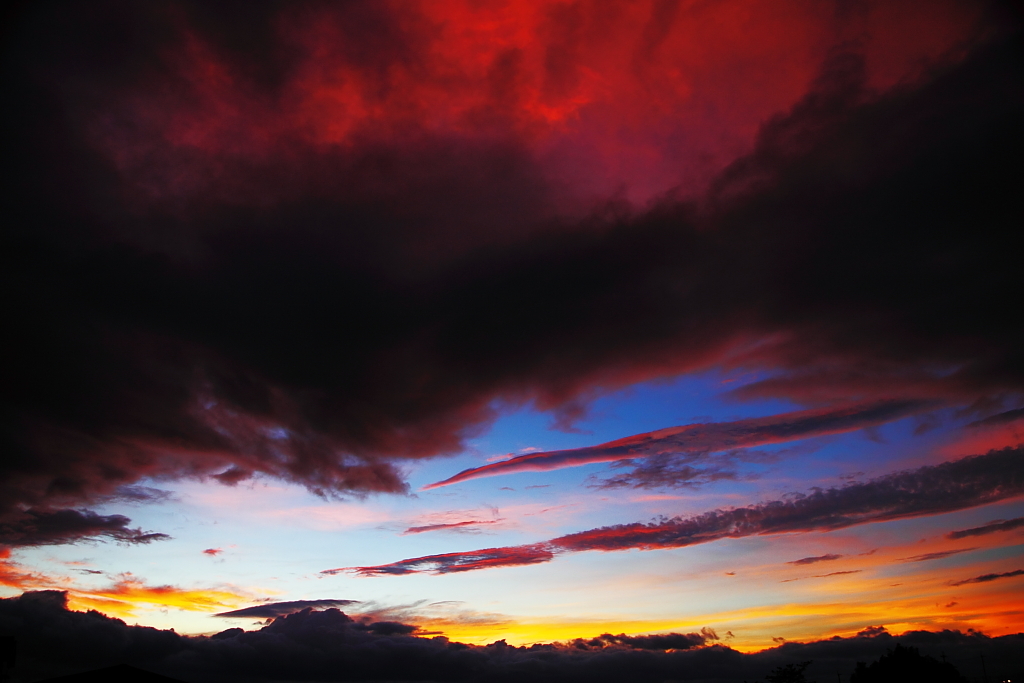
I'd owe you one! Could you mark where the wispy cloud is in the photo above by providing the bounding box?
[787,553,843,565]
[424,401,930,489]
[402,520,500,535]
[967,408,1024,428]
[337,447,1024,575]
[898,548,977,563]
[780,569,860,583]
[950,569,1024,586]
[327,544,556,576]
[946,517,1024,540]
[217,599,360,619]
[0,508,169,548]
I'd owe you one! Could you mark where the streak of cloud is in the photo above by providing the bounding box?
[0,509,169,548]
[402,520,500,535]
[216,599,361,619]
[425,401,930,489]
[338,447,1024,575]
[327,544,556,577]
[950,569,1024,586]
[946,517,1024,540]
[899,549,978,563]
[787,554,843,566]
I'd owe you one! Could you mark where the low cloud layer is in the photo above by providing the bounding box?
[340,446,1024,575]
[1,592,1021,683]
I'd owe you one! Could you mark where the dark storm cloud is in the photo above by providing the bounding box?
[215,599,360,619]
[2,1,1023,538]
[2,592,1022,683]
[345,447,1024,574]
[950,569,1024,586]
[425,401,926,489]
[947,517,1024,540]
[0,509,168,548]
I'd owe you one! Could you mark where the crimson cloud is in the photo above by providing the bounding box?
[2,1,1022,545]
[340,446,1024,575]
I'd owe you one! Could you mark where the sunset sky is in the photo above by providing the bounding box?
[2,0,1023,676]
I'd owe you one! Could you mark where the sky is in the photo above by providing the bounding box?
[1,1,1023,681]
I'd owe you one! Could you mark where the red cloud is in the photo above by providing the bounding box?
[3,0,1021,548]
[946,517,1024,540]
[402,520,498,535]
[326,544,556,577]
[424,400,929,489]
[338,446,1024,575]
[786,553,843,566]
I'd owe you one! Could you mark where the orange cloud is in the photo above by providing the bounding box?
[0,548,250,619]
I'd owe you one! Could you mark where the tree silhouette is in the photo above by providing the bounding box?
[766,661,813,683]
[850,644,968,683]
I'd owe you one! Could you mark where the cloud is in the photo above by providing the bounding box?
[425,401,930,489]
[950,569,1024,586]
[0,552,57,592]
[569,629,718,651]
[899,549,978,563]
[2,591,1023,683]
[946,517,1024,540]
[787,554,843,566]
[216,599,360,619]
[2,1,1022,537]
[403,520,500,535]
[0,509,169,548]
[331,544,556,577]
[341,447,1024,574]
[592,457,741,491]
[78,575,249,614]
[780,569,861,584]
[0,555,249,617]
[967,408,1024,428]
